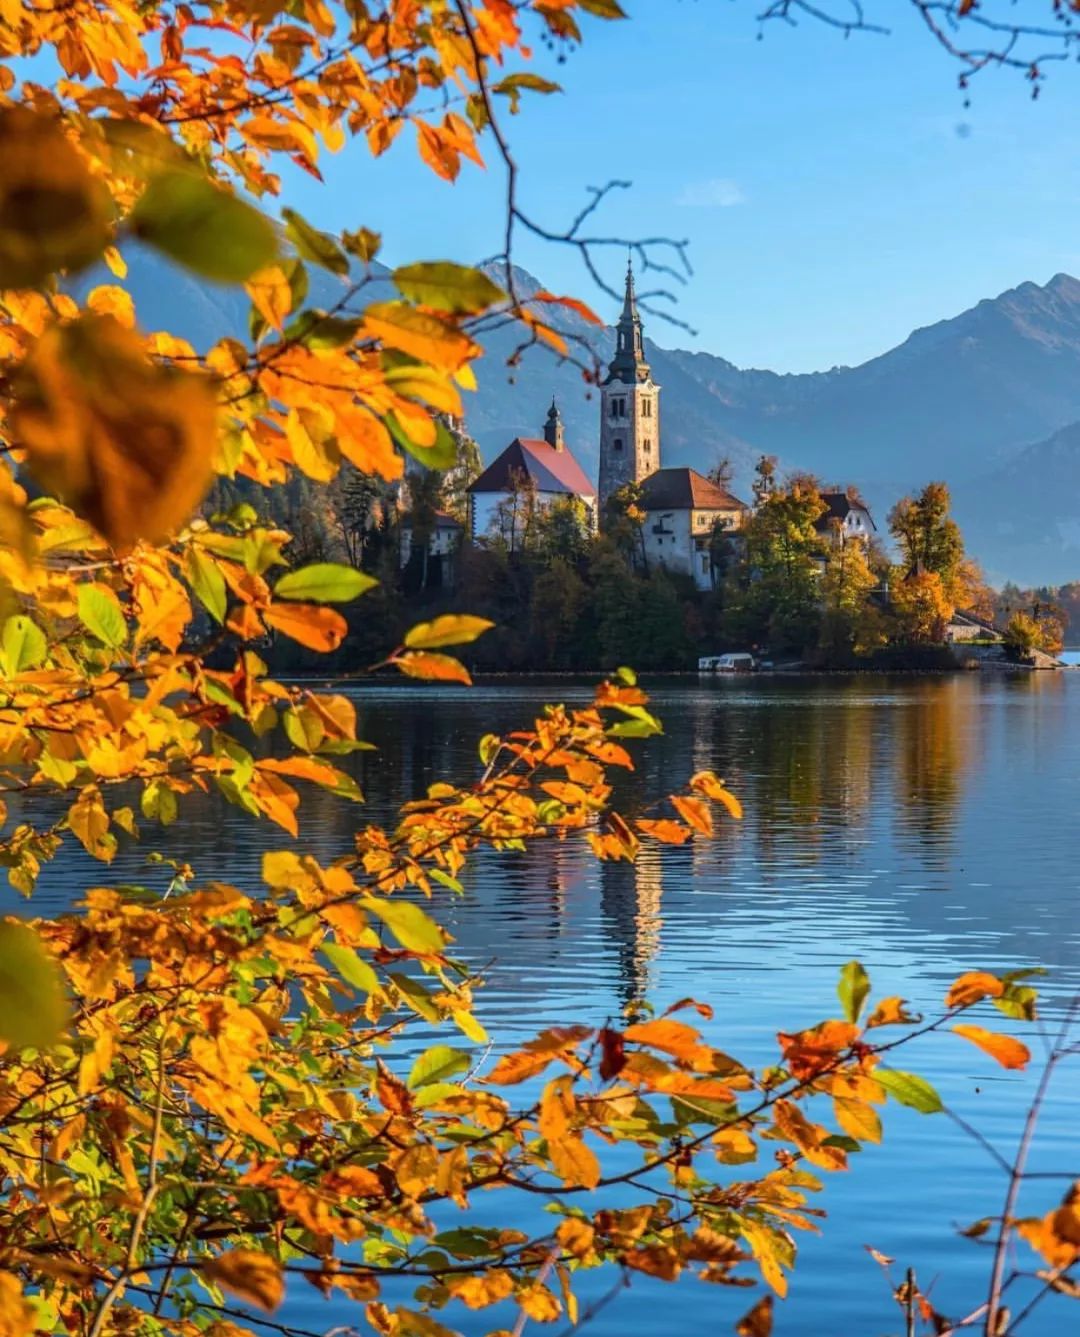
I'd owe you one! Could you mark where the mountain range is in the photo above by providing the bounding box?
[98,248,1080,585]
[470,267,1080,585]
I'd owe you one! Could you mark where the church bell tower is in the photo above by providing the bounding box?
[598,260,660,515]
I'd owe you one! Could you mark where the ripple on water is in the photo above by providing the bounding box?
[8,674,1080,1334]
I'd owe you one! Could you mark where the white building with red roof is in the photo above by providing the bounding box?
[466,400,597,541]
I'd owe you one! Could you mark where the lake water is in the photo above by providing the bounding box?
[12,673,1080,1335]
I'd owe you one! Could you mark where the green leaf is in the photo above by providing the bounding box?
[875,1069,943,1114]
[77,584,127,649]
[342,227,381,262]
[615,666,637,686]
[478,733,500,766]
[141,780,178,825]
[131,170,278,284]
[491,72,562,113]
[838,960,870,1024]
[322,943,381,997]
[408,1045,472,1089]
[0,920,67,1050]
[285,310,363,351]
[429,868,464,895]
[579,0,627,15]
[274,563,377,603]
[386,413,459,470]
[993,984,1038,1021]
[392,261,504,314]
[2,615,46,673]
[608,718,662,739]
[390,973,440,1021]
[283,208,349,276]
[821,1133,862,1153]
[359,896,445,955]
[185,548,227,624]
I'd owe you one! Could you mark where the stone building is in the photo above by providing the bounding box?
[598,261,661,512]
[638,469,749,590]
[597,263,750,589]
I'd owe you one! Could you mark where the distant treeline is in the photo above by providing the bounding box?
[225,458,1066,675]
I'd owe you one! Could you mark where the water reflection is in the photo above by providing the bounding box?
[600,848,665,1005]
[9,674,1080,1334]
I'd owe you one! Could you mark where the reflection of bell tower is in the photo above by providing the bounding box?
[598,260,660,515]
[599,849,664,1006]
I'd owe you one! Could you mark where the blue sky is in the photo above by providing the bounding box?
[281,1,1080,373]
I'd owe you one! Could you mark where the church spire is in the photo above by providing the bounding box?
[606,257,650,385]
[543,396,564,452]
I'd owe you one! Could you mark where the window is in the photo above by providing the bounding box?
[613,437,623,453]
[644,439,651,454]
[643,398,652,418]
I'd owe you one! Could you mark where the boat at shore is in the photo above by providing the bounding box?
[698,653,757,674]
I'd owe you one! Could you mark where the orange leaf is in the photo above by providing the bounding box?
[635,818,692,844]
[689,770,743,819]
[952,1024,1030,1070]
[865,996,921,1029]
[736,1295,773,1337]
[624,1018,708,1066]
[945,971,1005,1009]
[394,651,471,685]
[264,603,347,651]
[202,1251,284,1312]
[486,1049,556,1085]
[670,794,712,836]
[532,289,603,326]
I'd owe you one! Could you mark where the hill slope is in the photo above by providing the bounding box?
[99,251,1080,581]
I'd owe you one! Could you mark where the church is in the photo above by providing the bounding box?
[467,262,749,588]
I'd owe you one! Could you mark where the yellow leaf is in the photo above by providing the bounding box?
[0,1271,36,1337]
[833,1096,882,1144]
[555,1218,595,1259]
[68,790,115,862]
[952,1023,1030,1070]
[362,301,478,372]
[0,107,110,288]
[203,1251,284,1313]
[447,1270,514,1309]
[539,1074,575,1142]
[0,920,68,1051]
[548,1135,600,1189]
[246,265,293,331]
[404,614,494,650]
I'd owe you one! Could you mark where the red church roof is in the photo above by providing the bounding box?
[468,438,595,499]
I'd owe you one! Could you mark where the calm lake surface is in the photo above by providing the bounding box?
[12,673,1080,1335]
